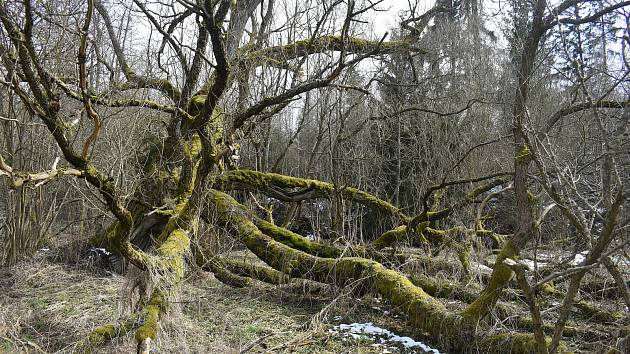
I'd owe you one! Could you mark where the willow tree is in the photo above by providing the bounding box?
[0,0,629,353]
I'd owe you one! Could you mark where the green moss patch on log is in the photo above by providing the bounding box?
[410,275,481,304]
[134,227,191,346]
[221,257,290,285]
[461,240,519,323]
[195,252,253,288]
[78,317,138,353]
[244,35,418,67]
[373,225,408,250]
[135,292,164,342]
[540,279,626,323]
[255,219,342,258]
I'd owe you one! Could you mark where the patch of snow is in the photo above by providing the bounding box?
[571,251,589,266]
[521,259,548,270]
[39,248,50,252]
[536,252,556,261]
[612,255,630,268]
[90,247,111,256]
[332,322,440,353]
[489,186,503,193]
[472,263,493,274]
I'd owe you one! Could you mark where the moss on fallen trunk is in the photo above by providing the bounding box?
[216,169,409,222]
[221,257,290,285]
[462,240,519,323]
[254,218,342,258]
[205,188,559,353]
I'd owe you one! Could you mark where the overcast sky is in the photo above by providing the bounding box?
[371,0,434,38]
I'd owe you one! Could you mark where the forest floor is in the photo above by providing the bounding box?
[0,237,441,354]
[1,234,628,353]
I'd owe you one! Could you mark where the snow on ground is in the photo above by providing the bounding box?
[521,259,548,270]
[571,251,589,266]
[89,247,112,256]
[330,322,440,353]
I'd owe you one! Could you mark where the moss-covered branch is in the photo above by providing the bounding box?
[216,169,409,221]
[220,257,290,285]
[54,78,192,120]
[254,218,343,258]
[195,251,253,288]
[134,227,191,350]
[243,35,421,67]
[421,173,512,210]
[462,240,520,323]
[76,316,138,353]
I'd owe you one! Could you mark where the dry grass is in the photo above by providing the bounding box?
[3,236,625,353]
[0,246,430,353]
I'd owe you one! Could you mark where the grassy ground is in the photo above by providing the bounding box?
[0,248,436,353]
[1,237,627,353]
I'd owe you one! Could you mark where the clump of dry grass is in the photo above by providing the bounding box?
[0,258,127,352]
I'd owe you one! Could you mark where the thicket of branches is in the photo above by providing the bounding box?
[0,0,629,353]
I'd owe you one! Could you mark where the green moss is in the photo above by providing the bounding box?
[217,170,409,222]
[457,243,472,278]
[410,274,479,303]
[515,144,531,163]
[158,229,190,257]
[254,35,413,62]
[541,282,623,323]
[426,208,451,221]
[206,188,571,352]
[187,94,207,117]
[213,266,253,288]
[85,324,117,345]
[150,78,181,102]
[208,107,224,144]
[135,302,161,342]
[182,134,202,160]
[222,258,289,285]
[574,299,623,323]
[156,200,191,243]
[462,240,518,322]
[78,316,138,352]
[372,225,407,250]
[479,332,559,354]
[255,219,341,258]
[540,282,560,296]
